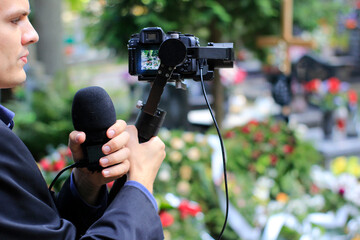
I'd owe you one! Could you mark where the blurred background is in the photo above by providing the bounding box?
[3,0,360,239]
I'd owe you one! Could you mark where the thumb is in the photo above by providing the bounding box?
[68,131,86,162]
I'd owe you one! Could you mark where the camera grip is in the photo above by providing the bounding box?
[135,108,167,143]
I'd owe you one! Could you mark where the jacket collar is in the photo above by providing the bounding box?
[0,104,15,129]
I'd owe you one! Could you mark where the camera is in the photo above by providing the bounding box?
[128,27,234,81]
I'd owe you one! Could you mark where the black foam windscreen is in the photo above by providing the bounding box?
[72,86,116,132]
[71,86,116,171]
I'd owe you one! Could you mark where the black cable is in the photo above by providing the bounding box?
[48,162,81,191]
[199,64,229,240]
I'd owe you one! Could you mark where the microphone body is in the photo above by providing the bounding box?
[71,86,116,171]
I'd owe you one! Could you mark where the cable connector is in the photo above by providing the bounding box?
[198,59,206,69]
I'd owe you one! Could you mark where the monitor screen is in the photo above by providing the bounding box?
[140,49,160,71]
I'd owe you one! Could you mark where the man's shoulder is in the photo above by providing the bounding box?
[0,121,17,139]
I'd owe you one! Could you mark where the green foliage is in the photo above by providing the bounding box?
[66,0,91,12]
[4,77,75,160]
[83,0,348,61]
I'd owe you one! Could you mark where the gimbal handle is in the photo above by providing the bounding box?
[108,38,187,203]
[136,38,187,143]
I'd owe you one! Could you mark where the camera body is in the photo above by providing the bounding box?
[128,27,233,81]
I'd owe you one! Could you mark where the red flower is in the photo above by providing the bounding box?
[270,124,280,133]
[283,145,294,154]
[336,118,346,131]
[248,120,259,126]
[253,131,264,142]
[270,155,278,166]
[348,89,358,105]
[107,181,114,189]
[345,19,357,29]
[224,131,236,139]
[241,125,250,134]
[251,150,261,159]
[66,147,72,158]
[53,157,66,171]
[327,77,341,94]
[304,78,321,92]
[39,158,52,171]
[159,211,174,228]
[269,138,277,146]
[338,187,345,196]
[178,200,202,219]
[310,184,320,194]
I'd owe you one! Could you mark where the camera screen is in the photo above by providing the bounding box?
[141,49,160,70]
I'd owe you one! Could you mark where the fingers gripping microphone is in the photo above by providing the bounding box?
[71,86,116,171]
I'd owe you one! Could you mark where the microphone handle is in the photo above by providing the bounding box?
[108,108,166,203]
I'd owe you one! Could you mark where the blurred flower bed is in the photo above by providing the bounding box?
[38,119,360,239]
[303,77,357,111]
[38,145,73,192]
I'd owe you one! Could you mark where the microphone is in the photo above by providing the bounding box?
[71,86,116,171]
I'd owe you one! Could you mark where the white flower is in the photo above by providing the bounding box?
[253,177,274,202]
[187,147,201,161]
[254,205,268,227]
[179,165,192,180]
[267,200,285,214]
[158,128,171,141]
[170,137,185,150]
[311,165,336,190]
[169,151,182,163]
[308,195,325,211]
[344,182,360,206]
[177,181,190,196]
[287,199,307,216]
[182,132,195,143]
[334,173,357,195]
[158,164,171,182]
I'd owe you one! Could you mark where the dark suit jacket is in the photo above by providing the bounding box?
[0,121,164,239]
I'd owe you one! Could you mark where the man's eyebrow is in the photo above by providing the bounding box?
[5,9,31,18]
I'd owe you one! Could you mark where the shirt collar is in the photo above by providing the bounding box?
[0,104,15,129]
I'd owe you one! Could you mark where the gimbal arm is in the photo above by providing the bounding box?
[135,38,187,143]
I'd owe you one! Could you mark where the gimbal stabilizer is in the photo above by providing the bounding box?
[135,38,187,143]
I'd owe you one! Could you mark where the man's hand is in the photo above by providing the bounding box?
[68,120,131,205]
[125,125,166,193]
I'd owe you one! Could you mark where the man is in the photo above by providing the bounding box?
[0,0,165,239]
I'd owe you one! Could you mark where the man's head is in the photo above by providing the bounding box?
[0,0,39,89]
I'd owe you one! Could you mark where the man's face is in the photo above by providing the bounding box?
[0,0,39,88]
